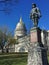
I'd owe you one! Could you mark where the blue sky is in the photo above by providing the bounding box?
[0,0,49,33]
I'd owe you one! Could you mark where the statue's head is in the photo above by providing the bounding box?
[32,3,36,8]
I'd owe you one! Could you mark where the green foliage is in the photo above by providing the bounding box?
[0,27,16,53]
[0,26,19,53]
[8,38,18,45]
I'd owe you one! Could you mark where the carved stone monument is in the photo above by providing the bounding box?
[27,3,48,65]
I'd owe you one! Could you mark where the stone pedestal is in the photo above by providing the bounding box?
[30,27,41,43]
[27,27,48,65]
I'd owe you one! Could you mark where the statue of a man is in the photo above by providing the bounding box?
[30,3,41,27]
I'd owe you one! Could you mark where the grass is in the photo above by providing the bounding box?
[0,52,49,65]
[48,56,49,63]
[0,57,27,65]
[0,53,27,65]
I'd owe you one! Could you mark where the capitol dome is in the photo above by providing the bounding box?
[14,17,27,38]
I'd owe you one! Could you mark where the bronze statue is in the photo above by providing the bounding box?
[30,3,41,27]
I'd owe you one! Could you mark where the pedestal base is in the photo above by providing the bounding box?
[27,27,48,65]
[27,43,48,65]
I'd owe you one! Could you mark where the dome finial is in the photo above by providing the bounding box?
[20,17,22,22]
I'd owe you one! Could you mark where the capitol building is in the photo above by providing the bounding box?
[3,17,49,53]
[14,17,28,52]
